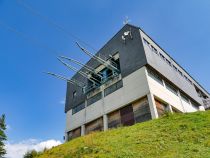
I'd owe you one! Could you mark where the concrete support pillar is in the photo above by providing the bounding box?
[103,114,108,131]
[65,133,68,142]
[147,93,159,119]
[167,104,173,113]
[199,106,205,111]
[81,125,85,136]
[177,90,186,112]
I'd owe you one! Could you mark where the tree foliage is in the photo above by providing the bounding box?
[23,150,39,158]
[0,114,7,157]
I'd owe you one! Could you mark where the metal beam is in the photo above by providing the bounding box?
[59,56,103,78]
[57,57,100,84]
[45,72,85,88]
[76,42,119,73]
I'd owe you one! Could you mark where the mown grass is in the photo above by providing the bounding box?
[37,111,210,158]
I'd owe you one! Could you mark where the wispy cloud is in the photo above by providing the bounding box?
[59,99,65,105]
[6,124,11,131]
[5,139,62,158]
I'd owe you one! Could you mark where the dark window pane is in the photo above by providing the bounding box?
[72,102,85,114]
[104,80,123,97]
[87,92,102,106]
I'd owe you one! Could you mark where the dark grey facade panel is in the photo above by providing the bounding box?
[65,74,87,113]
[65,24,147,112]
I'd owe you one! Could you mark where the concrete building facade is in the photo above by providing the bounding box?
[64,24,210,141]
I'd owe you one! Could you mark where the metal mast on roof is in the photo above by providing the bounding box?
[59,56,103,78]
[46,72,85,88]
[76,42,120,73]
[57,57,100,84]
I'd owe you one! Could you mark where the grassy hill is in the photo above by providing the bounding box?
[37,111,210,158]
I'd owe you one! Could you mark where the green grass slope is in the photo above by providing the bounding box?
[37,111,210,158]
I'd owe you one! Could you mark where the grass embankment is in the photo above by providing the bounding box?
[37,111,210,158]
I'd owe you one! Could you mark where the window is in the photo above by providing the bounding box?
[187,78,192,85]
[87,92,102,106]
[191,101,199,109]
[165,58,172,66]
[178,70,183,76]
[148,69,164,85]
[143,38,150,46]
[104,80,123,96]
[73,91,77,98]
[151,45,158,54]
[159,53,166,61]
[72,102,85,114]
[180,93,189,103]
[173,65,178,71]
[165,81,178,96]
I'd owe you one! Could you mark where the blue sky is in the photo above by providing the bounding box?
[0,0,210,151]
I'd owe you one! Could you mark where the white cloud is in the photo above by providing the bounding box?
[5,139,62,158]
[6,124,11,131]
[59,99,65,105]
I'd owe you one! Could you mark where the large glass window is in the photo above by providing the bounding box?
[104,80,123,97]
[87,92,102,106]
[165,81,178,96]
[180,93,189,103]
[148,69,164,85]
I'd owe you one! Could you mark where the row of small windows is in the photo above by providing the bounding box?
[72,80,123,115]
[148,69,198,107]
[143,38,193,85]
[148,68,178,96]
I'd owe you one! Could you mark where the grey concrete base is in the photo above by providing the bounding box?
[147,93,159,119]
[81,125,85,136]
[103,114,108,131]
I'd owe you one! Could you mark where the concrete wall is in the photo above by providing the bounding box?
[146,67,198,113]
[140,30,203,105]
[65,66,150,132]
[104,66,150,113]
[147,74,184,112]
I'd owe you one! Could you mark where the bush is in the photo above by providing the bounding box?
[23,150,40,158]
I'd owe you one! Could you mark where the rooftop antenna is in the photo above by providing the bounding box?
[123,16,131,25]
